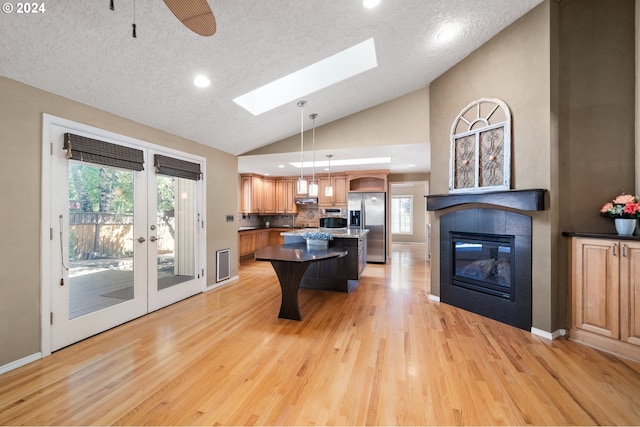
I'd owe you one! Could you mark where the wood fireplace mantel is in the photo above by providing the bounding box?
[426,189,546,212]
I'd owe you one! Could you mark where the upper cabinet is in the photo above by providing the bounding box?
[318,174,348,206]
[263,178,276,213]
[240,170,388,213]
[275,178,297,214]
[240,174,263,214]
[347,171,388,192]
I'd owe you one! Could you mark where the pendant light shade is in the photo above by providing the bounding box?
[308,182,318,196]
[308,113,319,197]
[296,100,308,195]
[325,154,334,197]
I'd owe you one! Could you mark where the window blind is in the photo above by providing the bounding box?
[63,133,144,171]
[154,154,202,180]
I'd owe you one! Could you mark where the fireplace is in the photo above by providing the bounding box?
[452,232,514,300]
[427,189,545,331]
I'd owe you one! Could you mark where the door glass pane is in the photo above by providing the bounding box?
[156,175,196,291]
[68,162,134,319]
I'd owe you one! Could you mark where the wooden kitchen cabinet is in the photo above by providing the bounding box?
[568,236,640,361]
[262,178,276,213]
[318,174,348,206]
[276,179,297,214]
[621,240,640,347]
[239,228,289,258]
[240,174,264,213]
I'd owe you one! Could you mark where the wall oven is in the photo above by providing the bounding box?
[320,208,347,228]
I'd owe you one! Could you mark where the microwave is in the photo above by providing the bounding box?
[321,207,346,217]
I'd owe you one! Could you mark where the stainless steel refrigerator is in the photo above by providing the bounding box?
[348,192,386,263]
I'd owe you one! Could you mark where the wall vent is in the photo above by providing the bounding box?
[216,249,230,282]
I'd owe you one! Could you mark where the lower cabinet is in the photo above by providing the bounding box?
[238,228,286,258]
[569,236,640,361]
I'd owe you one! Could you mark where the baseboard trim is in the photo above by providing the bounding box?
[531,327,567,340]
[428,294,440,302]
[206,274,239,292]
[0,352,42,375]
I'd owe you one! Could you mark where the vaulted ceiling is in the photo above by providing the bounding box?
[1,0,542,173]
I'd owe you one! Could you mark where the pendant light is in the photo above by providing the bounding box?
[308,113,319,197]
[296,100,308,195]
[325,154,334,197]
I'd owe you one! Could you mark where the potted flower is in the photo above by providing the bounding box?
[262,216,272,228]
[302,231,333,249]
[600,193,640,235]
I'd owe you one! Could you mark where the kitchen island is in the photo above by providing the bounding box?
[280,228,368,292]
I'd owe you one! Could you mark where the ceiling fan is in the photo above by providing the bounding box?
[110,0,216,37]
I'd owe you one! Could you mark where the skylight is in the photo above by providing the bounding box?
[290,156,391,169]
[233,38,378,116]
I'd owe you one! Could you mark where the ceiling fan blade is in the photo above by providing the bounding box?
[163,0,216,37]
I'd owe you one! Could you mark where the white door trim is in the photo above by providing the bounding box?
[41,114,206,357]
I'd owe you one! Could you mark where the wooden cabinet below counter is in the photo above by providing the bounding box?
[567,235,640,361]
[238,228,290,258]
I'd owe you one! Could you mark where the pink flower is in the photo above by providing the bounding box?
[600,202,614,213]
[623,203,639,215]
[614,194,636,204]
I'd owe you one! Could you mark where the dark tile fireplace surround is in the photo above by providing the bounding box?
[426,189,546,331]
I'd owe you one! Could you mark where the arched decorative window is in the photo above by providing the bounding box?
[449,98,511,193]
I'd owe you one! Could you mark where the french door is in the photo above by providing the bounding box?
[47,122,204,351]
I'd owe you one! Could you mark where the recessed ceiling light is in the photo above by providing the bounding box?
[278,164,285,168]
[193,75,211,88]
[363,0,381,8]
[233,38,378,116]
[436,26,458,43]
[408,164,416,168]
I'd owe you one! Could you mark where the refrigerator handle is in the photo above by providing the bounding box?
[361,201,365,230]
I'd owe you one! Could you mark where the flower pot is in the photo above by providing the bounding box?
[614,218,637,236]
[306,239,328,250]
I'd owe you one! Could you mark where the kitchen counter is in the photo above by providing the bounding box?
[238,226,301,232]
[280,227,369,239]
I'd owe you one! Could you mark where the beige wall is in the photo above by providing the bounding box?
[429,0,635,333]
[430,2,555,331]
[0,77,239,367]
[244,87,429,155]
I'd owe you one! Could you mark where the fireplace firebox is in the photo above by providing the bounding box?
[452,232,515,300]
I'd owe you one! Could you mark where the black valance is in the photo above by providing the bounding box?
[154,154,202,180]
[63,133,144,171]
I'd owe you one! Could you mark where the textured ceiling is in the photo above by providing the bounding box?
[1,0,542,172]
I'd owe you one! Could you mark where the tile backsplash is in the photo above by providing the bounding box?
[238,205,319,228]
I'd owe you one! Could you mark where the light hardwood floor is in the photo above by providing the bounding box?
[1,243,640,425]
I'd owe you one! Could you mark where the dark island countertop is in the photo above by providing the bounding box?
[254,243,348,263]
